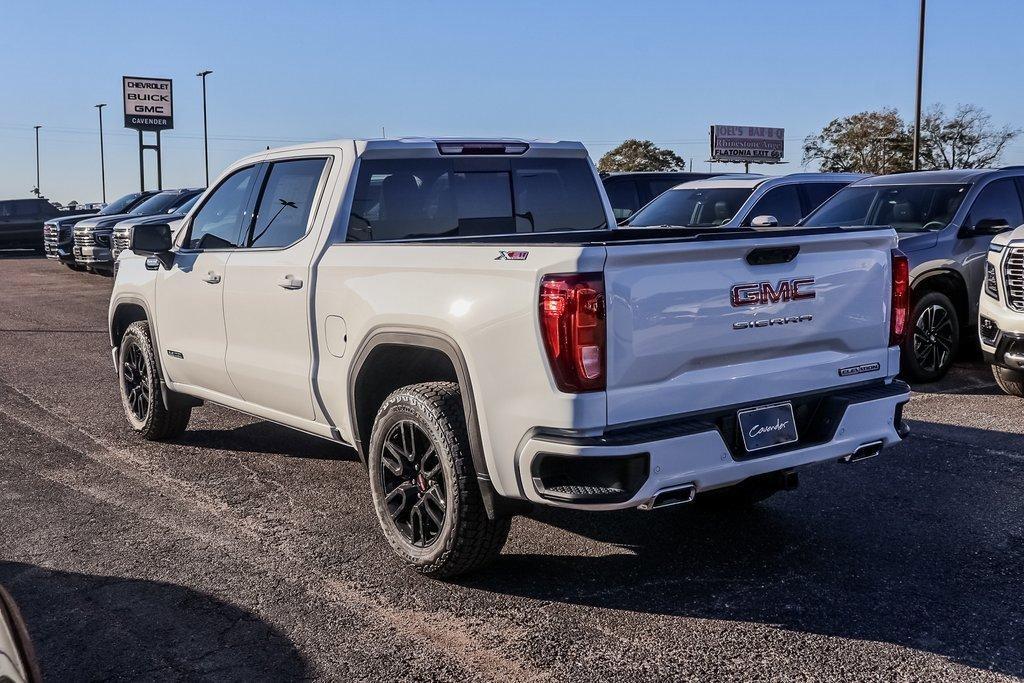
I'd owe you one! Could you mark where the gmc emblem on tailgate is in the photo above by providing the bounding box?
[731,277,816,307]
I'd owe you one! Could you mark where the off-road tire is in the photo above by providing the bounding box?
[902,291,959,383]
[118,321,191,440]
[367,381,511,578]
[992,365,1024,397]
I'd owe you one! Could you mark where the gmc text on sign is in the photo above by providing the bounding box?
[123,76,174,131]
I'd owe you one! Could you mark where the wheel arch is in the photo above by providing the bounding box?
[348,327,508,519]
[911,268,970,328]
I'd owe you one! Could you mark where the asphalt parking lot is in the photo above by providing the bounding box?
[1,251,1022,682]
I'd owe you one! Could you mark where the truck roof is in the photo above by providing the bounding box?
[235,137,589,165]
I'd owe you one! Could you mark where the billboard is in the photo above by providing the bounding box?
[710,125,784,163]
[123,76,173,131]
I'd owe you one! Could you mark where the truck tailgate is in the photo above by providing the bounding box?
[603,229,896,425]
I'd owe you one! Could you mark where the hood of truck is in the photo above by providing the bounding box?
[601,229,897,425]
[76,213,135,230]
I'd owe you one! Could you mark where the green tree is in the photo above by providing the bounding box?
[598,139,685,172]
[802,108,913,174]
[919,104,1020,169]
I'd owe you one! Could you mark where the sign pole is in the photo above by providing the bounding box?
[156,130,163,190]
[138,130,145,192]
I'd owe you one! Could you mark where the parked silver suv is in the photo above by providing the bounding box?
[802,168,1024,381]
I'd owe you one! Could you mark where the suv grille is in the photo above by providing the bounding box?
[1005,247,1024,312]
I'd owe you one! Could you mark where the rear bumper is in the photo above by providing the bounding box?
[514,380,911,510]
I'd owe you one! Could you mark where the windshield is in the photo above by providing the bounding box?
[346,157,607,241]
[627,187,754,227]
[169,194,200,215]
[129,192,190,216]
[98,193,143,215]
[803,183,971,232]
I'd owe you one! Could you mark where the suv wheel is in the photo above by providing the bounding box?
[902,291,959,382]
[118,321,191,440]
[992,365,1024,397]
[367,382,510,578]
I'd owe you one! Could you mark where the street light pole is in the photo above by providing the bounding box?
[196,69,213,186]
[95,104,107,203]
[912,0,926,171]
[33,125,41,197]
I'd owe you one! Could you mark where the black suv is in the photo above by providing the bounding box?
[601,171,719,223]
[0,199,91,251]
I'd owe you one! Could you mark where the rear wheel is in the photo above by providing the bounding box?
[367,382,510,578]
[992,365,1024,397]
[118,321,191,440]
[902,291,959,382]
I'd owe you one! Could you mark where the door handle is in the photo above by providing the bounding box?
[202,271,222,284]
[277,275,303,290]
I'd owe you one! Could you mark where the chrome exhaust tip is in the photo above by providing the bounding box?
[639,483,696,510]
[841,440,884,464]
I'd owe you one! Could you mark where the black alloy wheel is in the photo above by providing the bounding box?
[121,337,152,422]
[912,303,955,375]
[379,420,448,548]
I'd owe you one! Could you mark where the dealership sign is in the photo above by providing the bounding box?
[123,76,173,131]
[710,125,784,163]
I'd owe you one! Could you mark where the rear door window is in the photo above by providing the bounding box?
[801,183,847,212]
[345,157,606,241]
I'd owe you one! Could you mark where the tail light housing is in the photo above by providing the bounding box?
[890,249,910,346]
[539,273,606,392]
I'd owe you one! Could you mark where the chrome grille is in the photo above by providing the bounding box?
[112,227,131,260]
[73,229,92,260]
[1005,247,1024,312]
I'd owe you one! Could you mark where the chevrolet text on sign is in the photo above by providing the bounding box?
[123,76,174,131]
[710,125,784,163]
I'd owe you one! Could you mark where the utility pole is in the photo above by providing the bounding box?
[197,69,213,185]
[32,125,42,197]
[912,0,926,171]
[95,104,107,203]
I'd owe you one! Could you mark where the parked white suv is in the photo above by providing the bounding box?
[109,138,911,576]
[980,224,1024,395]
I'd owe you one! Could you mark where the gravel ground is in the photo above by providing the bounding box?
[1,251,1022,682]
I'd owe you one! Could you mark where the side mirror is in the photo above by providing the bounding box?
[130,222,174,268]
[750,215,779,227]
[971,217,1012,235]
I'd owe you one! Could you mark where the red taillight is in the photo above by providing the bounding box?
[890,249,910,346]
[539,273,606,392]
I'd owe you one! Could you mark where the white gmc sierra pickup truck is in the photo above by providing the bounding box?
[109,137,911,577]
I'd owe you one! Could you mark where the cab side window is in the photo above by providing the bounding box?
[745,185,802,226]
[246,158,327,248]
[966,178,1024,230]
[187,166,258,250]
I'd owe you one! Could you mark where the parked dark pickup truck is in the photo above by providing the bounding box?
[0,199,92,251]
[43,192,156,270]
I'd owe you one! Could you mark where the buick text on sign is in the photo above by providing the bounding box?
[123,76,174,131]
[710,125,784,163]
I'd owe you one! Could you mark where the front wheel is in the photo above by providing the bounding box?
[992,365,1024,397]
[367,382,510,578]
[118,321,191,440]
[902,291,959,382]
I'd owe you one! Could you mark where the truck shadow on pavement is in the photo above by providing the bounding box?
[178,422,360,461]
[0,561,308,680]
[468,422,1024,678]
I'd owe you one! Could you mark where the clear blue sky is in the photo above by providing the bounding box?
[3,0,1023,203]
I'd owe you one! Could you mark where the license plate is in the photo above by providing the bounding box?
[737,402,798,452]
